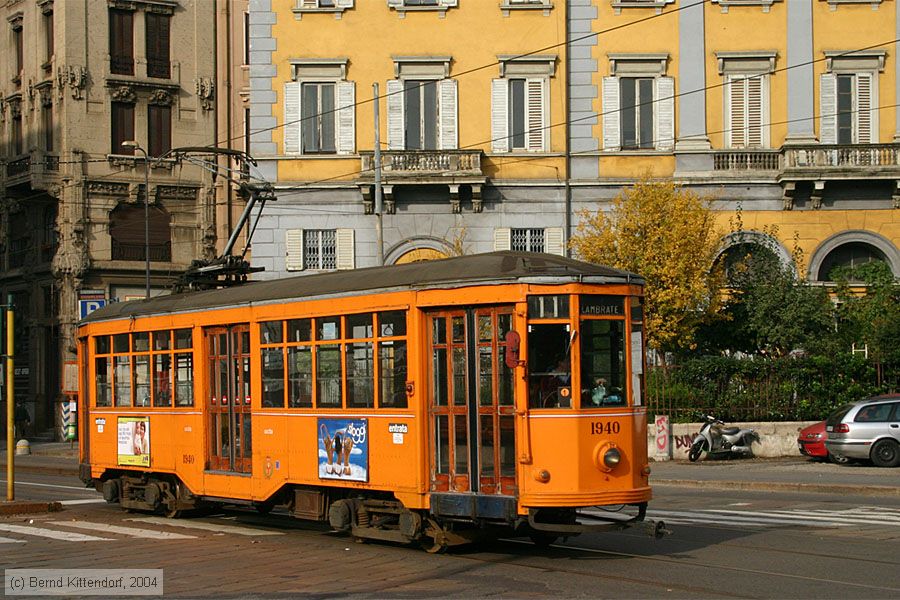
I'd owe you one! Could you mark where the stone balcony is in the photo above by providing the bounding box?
[2,151,60,191]
[357,149,486,213]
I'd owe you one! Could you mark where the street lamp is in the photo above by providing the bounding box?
[121,140,151,299]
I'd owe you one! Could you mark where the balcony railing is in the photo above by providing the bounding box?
[783,144,900,170]
[6,155,30,177]
[359,149,484,178]
[713,150,781,172]
[111,241,172,262]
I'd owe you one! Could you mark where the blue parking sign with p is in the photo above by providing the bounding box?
[80,299,106,319]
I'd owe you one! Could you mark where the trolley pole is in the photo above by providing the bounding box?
[373,83,384,266]
[5,295,14,502]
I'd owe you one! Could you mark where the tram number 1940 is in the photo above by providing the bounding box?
[591,421,621,435]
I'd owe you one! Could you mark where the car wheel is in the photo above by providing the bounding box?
[827,451,850,465]
[870,439,900,468]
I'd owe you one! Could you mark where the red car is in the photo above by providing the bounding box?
[798,421,849,464]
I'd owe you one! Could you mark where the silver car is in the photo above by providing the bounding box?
[825,395,900,467]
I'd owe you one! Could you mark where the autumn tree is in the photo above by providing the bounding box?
[570,179,723,352]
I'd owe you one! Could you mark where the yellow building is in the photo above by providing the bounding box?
[248,0,899,282]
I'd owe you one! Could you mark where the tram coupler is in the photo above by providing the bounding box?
[528,505,671,538]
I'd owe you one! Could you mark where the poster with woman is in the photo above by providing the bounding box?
[117,416,150,467]
[318,418,368,482]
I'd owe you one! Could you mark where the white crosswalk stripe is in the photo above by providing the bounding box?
[643,507,900,530]
[0,523,111,542]
[126,517,285,536]
[50,521,197,540]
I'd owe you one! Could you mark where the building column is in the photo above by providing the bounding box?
[675,0,710,150]
[786,0,817,144]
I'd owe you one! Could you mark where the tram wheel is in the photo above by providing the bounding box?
[529,532,559,548]
[255,501,274,515]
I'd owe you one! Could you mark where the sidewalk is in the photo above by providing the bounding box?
[651,456,900,497]
[2,442,899,498]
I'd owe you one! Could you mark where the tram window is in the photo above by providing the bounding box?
[317,344,342,407]
[435,415,450,474]
[262,347,285,408]
[95,335,110,354]
[260,321,283,344]
[346,341,374,408]
[134,354,151,407]
[499,415,516,477]
[288,346,313,408]
[527,295,570,319]
[133,332,150,352]
[347,313,373,339]
[318,316,341,341]
[378,310,406,337]
[96,356,112,407]
[113,333,129,353]
[580,319,626,408]
[174,329,192,349]
[481,415,494,476]
[174,353,193,406]
[527,323,572,409]
[288,318,311,342]
[114,355,132,406]
[379,341,407,408]
[154,354,172,407]
[452,347,467,406]
[153,330,170,351]
[478,346,493,406]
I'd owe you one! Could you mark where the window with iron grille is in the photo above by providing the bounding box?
[511,228,545,253]
[305,229,337,270]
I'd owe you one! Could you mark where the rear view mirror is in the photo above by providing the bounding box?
[504,331,521,369]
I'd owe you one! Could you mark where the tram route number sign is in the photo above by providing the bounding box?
[590,421,621,435]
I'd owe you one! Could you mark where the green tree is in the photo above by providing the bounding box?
[570,179,723,352]
[704,215,833,357]
[832,261,900,384]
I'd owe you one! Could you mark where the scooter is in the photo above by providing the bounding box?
[688,415,760,462]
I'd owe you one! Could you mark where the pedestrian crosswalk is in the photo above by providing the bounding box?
[638,506,900,529]
[0,517,285,545]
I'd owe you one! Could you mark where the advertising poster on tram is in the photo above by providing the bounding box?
[318,418,368,482]
[117,416,150,467]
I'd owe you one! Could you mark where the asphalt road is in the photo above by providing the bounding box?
[2,471,900,598]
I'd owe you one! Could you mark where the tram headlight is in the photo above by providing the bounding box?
[603,447,622,469]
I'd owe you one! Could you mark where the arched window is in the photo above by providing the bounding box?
[109,203,171,262]
[716,242,781,286]
[818,242,887,282]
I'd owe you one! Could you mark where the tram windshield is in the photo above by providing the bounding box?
[580,319,626,407]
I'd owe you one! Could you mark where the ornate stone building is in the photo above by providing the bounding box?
[0,0,244,437]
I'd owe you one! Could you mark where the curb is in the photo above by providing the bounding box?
[0,501,63,516]
[653,478,900,498]
[0,463,79,477]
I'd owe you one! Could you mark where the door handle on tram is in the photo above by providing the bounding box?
[516,409,532,464]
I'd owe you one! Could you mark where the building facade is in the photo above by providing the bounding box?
[248,0,899,284]
[0,0,241,437]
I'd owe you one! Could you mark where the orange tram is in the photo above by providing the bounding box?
[77,252,665,551]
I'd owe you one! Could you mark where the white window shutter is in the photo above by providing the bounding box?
[855,72,874,144]
[336,81,355,155]
[335,228,355,270]
[526,78,547,152]
[746,75,763,148]
[301,0,316,8]
[545,227,565,256]
[438,78,458,150]
[335,0,354,7]
[493,228,511,251]
[283,82,301,155]
[491,79,509,153]
[286,229,305,271]
[602,76,620,151]
[442,0,459,7]
[387,0,403,7]
[654,76,675,151]
[386,79,405,150]
[819,73,837,144]
[726,75,745,149]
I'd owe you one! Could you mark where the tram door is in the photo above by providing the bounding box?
[205,325,252,473]
[428,307,517,496]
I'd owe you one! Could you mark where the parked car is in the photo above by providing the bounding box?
[798,421,849,464]
[825,394,900,467]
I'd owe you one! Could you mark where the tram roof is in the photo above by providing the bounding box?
[80,251,643,324]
